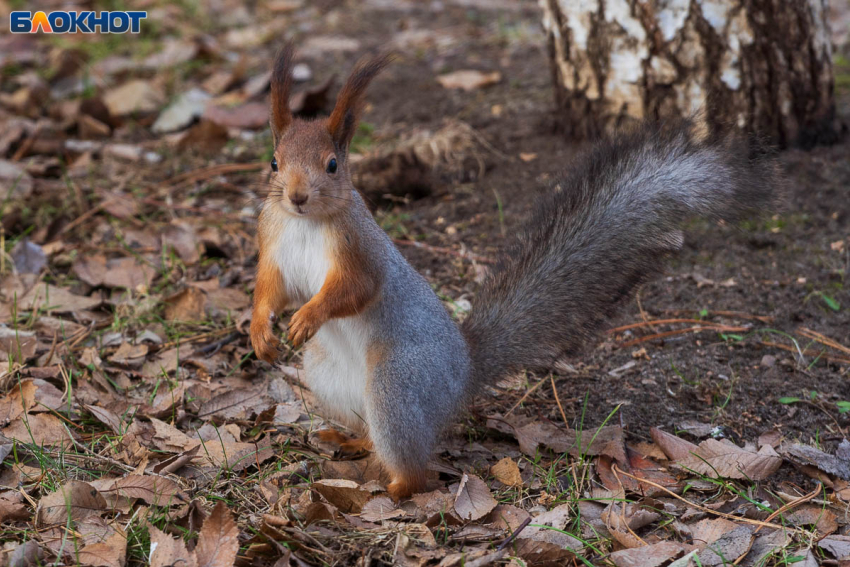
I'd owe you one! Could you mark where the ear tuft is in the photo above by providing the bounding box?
[328,52,393,151]
[270,43,295,141]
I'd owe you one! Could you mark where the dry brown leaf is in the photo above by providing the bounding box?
[141,348,181,378]
[109,342,149,366]
[696,525,754,566]
[0,490,29,523]
[651,427,700,461]
[610,540,687,567]
[85,405,124,434]
[786,505,838,536]
[77,529,127,567]
[73,254,108,287]
[690,518,739,547]
[818,534,850,560]
[437,70,501,91]
[19,283,101,313]
[453,473,497,521]
[37,480,107,526]
[99,474,184,506]
[490,457,522,487]
[0,379,37,423]
[102,257,156,290]
[312,478,372,514]
[197,389,262,420]
[163,223,201,265]
[149,522,197,567]
[679,439,782,480]
[360,495,405,522]
[194,501,240,567]
[164,287,207,321]
[3,412,75,446]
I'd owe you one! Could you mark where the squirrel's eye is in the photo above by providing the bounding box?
[270,157,278,172]
[327,157,337,174]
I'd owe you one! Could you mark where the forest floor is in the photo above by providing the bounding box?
[1,0,849,566]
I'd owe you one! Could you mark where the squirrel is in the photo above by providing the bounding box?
[250,45,781,500]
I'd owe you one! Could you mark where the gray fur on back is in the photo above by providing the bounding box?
[461,121,781,389]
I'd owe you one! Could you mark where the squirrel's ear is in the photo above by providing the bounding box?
[270,43,295,143]
[327,52,392,152]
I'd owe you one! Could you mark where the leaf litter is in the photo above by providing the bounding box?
[1,0,849,565]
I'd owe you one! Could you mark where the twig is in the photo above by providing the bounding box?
[193,332,240,357]
[158,162,264,189]
[608,318,713,334]
[798,328,850,356]
[551,375,569,427]
[756,483,821,533]
[498,516,532,551]
[506,374,547,416]
[617,325,749,348]
[611,465,807,534]
[761,341,850,365]
[393,238,495,264]
[663,309,774,323]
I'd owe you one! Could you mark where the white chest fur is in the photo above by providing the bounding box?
[268,214,370,429]
[270,216,331,308]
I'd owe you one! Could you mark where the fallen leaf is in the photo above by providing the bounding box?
[164,287,207,321]
[818,534,850,560]
[453,473,497,521]
[77,529,127,567]
[18,283,101,313]
[786,505,838,536]
[3,412,75,446]
[194,501,240,567]
[11,238,46,274]
[610,540,686,567]
[103,80,164,116]
[109,342,149,366]
[696,525,754,566]
[312,479,372,513]
[490,457,523,487]
[784,441,850,480]
[651,427,700,461]
[203,102,268,129]
[37,480,107,525]
[678,439,781,480]
[437,70,501,91]
[149,522,197,567]
[361,495,405,522]
[0,491,29,523]
[99,474,184,506]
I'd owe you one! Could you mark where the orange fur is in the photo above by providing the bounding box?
[386,469,427,501]
[251,215,289,362]
[327,53,393,149]
[315,430,373,456]
[270,44,294,141]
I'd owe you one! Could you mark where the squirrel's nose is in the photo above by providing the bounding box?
[289,193,308,207]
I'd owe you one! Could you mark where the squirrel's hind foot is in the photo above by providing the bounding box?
[386,470,427,501]
[314,429,372,457]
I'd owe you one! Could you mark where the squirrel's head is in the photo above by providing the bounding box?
[265,44,391,219]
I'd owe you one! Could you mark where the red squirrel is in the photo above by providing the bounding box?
[250,45,780,500]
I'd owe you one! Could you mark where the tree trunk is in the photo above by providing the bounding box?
[540,0,843,148]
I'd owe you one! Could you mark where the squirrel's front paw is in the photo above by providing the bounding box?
[288,305,323,347]
[250,312,280,363]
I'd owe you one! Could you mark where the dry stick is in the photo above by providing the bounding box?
[551,375,570,427]
[611,465,808,535]
[663,309,774,323]
[761,341,850,365]
[158,162,265,189]
[497,517,532,551]
[798,327,850,356]
[730,484,823,565]
[393,238,495,264]
[610,465,647,546]
[506,375,547,416]
[49,201,107,242]
[608,318,714,334]
[617,325,749,348]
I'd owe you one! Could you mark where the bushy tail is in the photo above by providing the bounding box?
[461,121,782,388]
